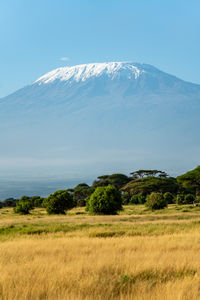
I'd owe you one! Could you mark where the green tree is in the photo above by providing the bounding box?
[146,192,167,210]
[14,197,33,214]
[130,194,139,205]
[122,191,130,205]
[177,166,200,197]
[163,192,174,204]
[184,194,195,204]
[122,176,177,196]
[46,190,74,214]
[130,170,168,179]
[31,196,44,207]
[87,185,122,215]
[129,193,146,205]
[2,198,17,207]
[93,174,131,189]
[73,183,94,207]
[176,194,185,205]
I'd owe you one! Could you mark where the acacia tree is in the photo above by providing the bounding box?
[130,170,168,179]
[177,166,200,197]
[93,174,131,189]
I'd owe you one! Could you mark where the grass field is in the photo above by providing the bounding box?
[1,205,200,299]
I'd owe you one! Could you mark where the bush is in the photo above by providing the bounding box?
[164,192,174,204]
[0,202,3,209]
[130,193,146,205]
[76,198,86,207]
[87,185,122,215]
[146,192,167,210]
[32,196,44,207]
[1,198,17,207]
[73,183,94,206]
[176,194,195,205]
[46,190,74,214]
[122,191,130,205]
[14,198,33,214]
[184,194,195,204]
[138,193,146,204]
[130,194,139,205]
[195,196,200,204]
[176,194,185,205]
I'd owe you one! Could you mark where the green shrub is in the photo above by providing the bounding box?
[87,185,122,215]
[76,198,86,207]
[164,192,174,204]
[32,196,44,207]
[122,191,130,205]
[130,194,139,205]
[138,193,146,204]
[129,193,146,205]
[0,202,3,209]
[176,194,185,205]
[14,198,33,214]
[146,192,167,210]
[184,194,195,204]
[195,196,200,204]
[46,190,74,214]
[73,183,94,206]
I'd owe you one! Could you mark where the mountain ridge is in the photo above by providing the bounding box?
[0,61,199,180]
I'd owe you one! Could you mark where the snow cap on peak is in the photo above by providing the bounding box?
[34,62,146,85]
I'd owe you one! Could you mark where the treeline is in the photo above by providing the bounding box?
[1,166,200,214]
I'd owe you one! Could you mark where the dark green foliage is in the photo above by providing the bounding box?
[0,202,3,209]
[14,197,33,214]
[42,197,48,208]
[31,196,44,207]
[176,194,195,205]
[130,170,168,179]
[130,195,139,205]
[177,166,200,197]
[73,183,94,206]
[122,177,178,196]
[129,193,146,205]
[76,198,86,207]
[196,196,200,203]
[176,194,185,205]
[93,174,131,189]
[146,192,167,210]
[87,185,122,215]
[184,194,195,204]
[46,190,74,214]
[164,192,174,204]
[1,198,18,207]
[137,193,146,204]
[122,191,130,205]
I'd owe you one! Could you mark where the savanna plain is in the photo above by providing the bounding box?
[1,205,200,300]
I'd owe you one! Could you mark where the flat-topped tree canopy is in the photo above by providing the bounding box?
[177,166,200,197]
[93,174,131,189]
[122,176,177,196]
[130,170,168,179]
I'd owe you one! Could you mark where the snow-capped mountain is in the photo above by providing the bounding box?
[0,62,200,181]
[34,62,144,84]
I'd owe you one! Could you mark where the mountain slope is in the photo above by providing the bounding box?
[0,62,200,179]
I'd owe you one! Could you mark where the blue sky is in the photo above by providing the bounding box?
[0,0,200,98]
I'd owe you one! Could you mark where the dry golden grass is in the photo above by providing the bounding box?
[1,205,200,299]
[1,234,200,299]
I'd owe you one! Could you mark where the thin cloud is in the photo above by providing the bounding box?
[60,57,70,61]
